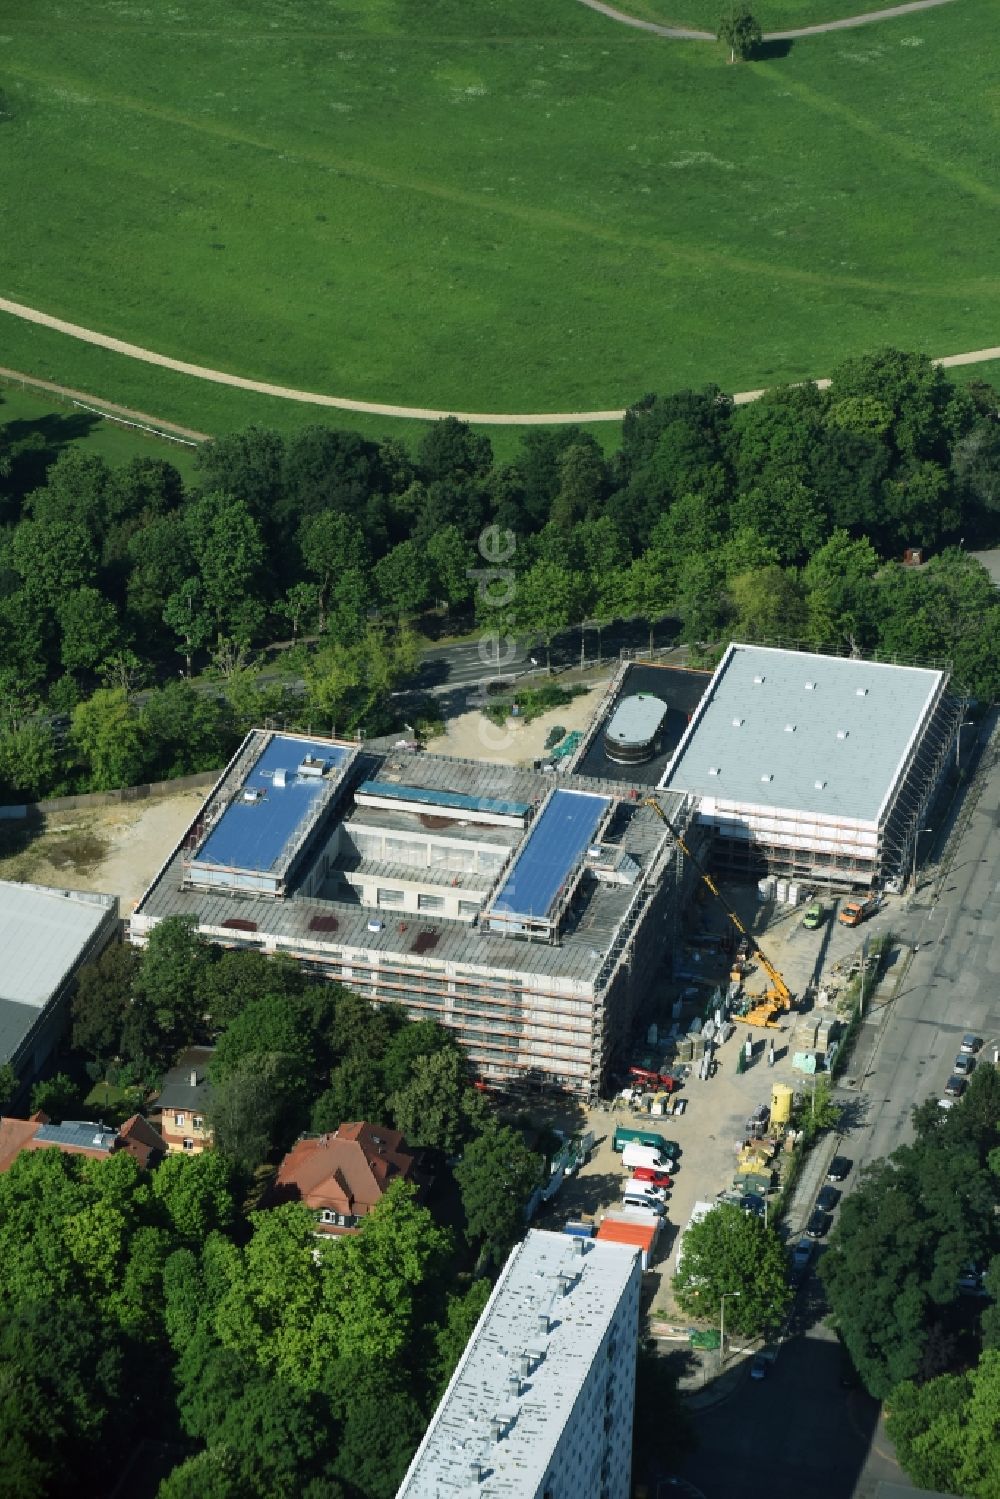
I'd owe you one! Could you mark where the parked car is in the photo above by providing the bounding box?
[791,1235,815,1271]
[953,1052,976,1076]
[944,1074,967,1099]
[938,1096,957,1111]
[806,1209,831,1239]
[749,1353,768,1380]
[960,1034,981,1054]
[827,1156,852,1182]
[802,901,824,930]
[816,1185,840,1213]
[631,1166,672,1188]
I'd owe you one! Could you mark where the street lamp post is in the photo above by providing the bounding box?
[719,1291,742,1369]
[956,719,974,772]
[911,827,933,894]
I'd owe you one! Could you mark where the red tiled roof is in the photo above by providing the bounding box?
[273,1120,416,1218]
[117,1114,165,1168]
[0,1116,44,1173]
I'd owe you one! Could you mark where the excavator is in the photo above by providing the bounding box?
[642,797,793,1028]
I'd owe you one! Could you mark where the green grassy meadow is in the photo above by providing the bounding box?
[1,0,997,440]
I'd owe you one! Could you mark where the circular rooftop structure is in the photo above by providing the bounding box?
[603,693,669,765]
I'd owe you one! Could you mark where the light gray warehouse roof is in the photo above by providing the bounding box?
[0,882,117,1008]
[659,645,945,824]
[397,1228,639,1496]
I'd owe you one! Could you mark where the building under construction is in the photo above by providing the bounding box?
[658,643,961,889]
[131,731,703,1096]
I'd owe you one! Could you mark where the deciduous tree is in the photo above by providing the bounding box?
[672,1203,791,1338]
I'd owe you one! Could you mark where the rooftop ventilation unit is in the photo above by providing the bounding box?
[814,780,826,790]
[856,687,869,697]
[752,674,765,685]
[273,767,287,789]
[784,724,796,733]
[732,718,744,728]
[243,787,265,804]
[708,766,720,777]
[761,773,773,783]
[804,681,816,691]
[836,729,849,740]
[298,755,328,778]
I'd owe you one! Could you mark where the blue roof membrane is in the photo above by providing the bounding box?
[358,781,530,819]
[194,737,350,874]
[492,789,611,921]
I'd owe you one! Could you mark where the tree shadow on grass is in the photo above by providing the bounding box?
[755,38,793,60]
[3,409,104,503]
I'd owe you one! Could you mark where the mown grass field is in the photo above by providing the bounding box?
[1,0,997,439]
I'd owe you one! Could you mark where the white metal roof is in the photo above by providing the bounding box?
[659,644,945,825]
[0,881,117,1007]
[397,1228,639,1496]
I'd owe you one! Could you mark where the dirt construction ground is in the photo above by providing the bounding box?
[0,790,205,913]
[533,881,904,1326]
[425,677,611,765]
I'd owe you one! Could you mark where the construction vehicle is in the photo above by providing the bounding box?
[642,798,793,1027]
[838,894,880,928]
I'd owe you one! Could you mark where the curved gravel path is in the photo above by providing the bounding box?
[2,295,998,426]
[576,0,956,41]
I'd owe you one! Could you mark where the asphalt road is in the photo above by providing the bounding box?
[669,719,1000,1499]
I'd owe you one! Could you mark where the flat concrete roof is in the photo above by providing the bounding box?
[659,645,944,824]
[397,1228,639,1496]
[136,748,688,988]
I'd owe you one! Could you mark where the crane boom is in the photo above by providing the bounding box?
[642,798,791,1007]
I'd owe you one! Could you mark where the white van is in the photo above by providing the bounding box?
[622,1143,668,1172]
[622,1181,666,1214]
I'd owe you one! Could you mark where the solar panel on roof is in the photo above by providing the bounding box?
[492,789,610,922]
[357,781,530,819]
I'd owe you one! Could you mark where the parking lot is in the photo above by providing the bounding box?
[536,881,904,1325]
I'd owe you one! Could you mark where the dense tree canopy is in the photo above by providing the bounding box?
[822,1067,1000,1400]
[1,350,998,803]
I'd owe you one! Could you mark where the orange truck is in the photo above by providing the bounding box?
[838,895,880,928]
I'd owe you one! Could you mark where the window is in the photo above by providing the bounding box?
[418,893,444,913]
[377,888,404,907]
[182,1138,195,1152]
[320,1210,336,1223]
[458,900,480,918]
[193,1115,204,1130]
[174,1112,186,1127]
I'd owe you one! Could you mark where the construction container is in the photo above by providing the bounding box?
[757,877,775,902]
[776,879,789,903]
[770,1082,794,1124]
[788,882,801,906]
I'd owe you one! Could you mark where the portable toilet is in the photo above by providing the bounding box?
[770,1082,794,1125]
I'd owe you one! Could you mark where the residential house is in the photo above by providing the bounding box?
[152,1046,214,1154]
[0,1111,163,1172]
[271,1120,419,1235]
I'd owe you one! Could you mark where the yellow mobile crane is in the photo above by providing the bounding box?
[642,798,793,1028]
